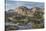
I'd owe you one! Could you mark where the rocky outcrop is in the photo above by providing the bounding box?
[15,6,44,17]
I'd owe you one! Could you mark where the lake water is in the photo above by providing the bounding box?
[5,22,32,30]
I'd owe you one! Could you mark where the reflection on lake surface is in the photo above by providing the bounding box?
[5,22,32,30]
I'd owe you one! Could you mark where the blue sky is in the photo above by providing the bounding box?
[6,0,44,11]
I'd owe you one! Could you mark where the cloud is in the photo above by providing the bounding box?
[6,1,44,11]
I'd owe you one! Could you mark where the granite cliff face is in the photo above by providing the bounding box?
[15,6,44,17]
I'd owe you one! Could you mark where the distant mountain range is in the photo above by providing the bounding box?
[5,6,44,22]
[6,6,44,17]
